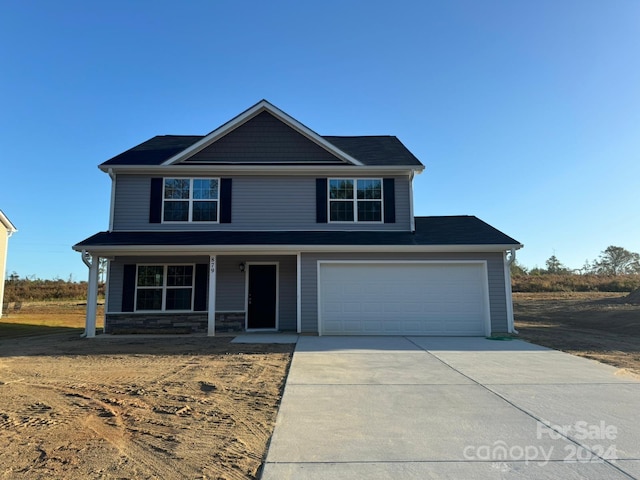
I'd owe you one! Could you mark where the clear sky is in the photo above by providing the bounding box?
[1,0,639,281]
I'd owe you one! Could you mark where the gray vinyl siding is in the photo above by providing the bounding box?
[107,254,297,331]
[208,255,297,330]
[107,255,208,313]
[112,175,151,230]
[216,257,246,310]
[107,261,123,312]
[185,111,344,164]
[112,174,411,231]
[300,252,508,334]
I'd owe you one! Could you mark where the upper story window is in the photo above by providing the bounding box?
[135,264,194,311]
[329,179,382,222]
[163,178,219,222]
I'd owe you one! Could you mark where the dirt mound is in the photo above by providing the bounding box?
[623,288,640,304]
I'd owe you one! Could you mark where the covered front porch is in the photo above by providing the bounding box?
[80,252,299,337]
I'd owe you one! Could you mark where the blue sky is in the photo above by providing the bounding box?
[1,0,639,280]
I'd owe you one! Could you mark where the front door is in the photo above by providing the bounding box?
[247,264,277,329]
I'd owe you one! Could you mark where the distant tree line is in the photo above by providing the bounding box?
[512,246,640,276]
[3,274,106,303]
[511,246,640,293]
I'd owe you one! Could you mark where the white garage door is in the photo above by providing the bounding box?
[319,262,489,336]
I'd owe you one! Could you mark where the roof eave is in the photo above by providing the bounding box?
[98,164,424,175]
[0,210,17,233]
[73,243,523,255]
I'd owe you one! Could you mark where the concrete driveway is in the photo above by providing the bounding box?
[261,336,640,479]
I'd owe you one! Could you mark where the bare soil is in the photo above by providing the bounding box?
[0,333,293,479]
[514,292,640,377]
[1,295,638,478]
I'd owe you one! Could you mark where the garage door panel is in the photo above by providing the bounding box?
[319,263,488,336]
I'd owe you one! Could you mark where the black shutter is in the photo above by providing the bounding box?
[149,178,163,223]
[193,264,208,311]
[220,178,232,223]
[122,264,136,312]
[316,178,328,223]
[383,178,395,223]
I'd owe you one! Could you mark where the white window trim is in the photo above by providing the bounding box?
[162,177,220,224]
[327,178,383,223]
[134,263,196,312]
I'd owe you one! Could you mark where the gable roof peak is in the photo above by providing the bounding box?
[161,100,365,167]
[100,100,425,169]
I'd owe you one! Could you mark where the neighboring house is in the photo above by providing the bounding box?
[73,100,522,338]
[0,210,17,318]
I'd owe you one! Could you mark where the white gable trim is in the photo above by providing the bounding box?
[0,210,17,233]
[161,100,365,167]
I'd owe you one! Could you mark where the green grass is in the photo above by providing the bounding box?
[0,322,83,339]
[0,301,104,339]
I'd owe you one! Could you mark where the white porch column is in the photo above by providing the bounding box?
[207,255,217,336]
[82,250,99,338]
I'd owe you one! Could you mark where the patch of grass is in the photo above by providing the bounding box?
[0,302,104,336]
[0,322,83,339]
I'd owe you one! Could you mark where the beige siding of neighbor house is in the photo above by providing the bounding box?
[0,214,17,318]
[0,228,8,316]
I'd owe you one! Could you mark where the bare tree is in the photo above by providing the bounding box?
[99,258,108,283]
[510,259,528,276]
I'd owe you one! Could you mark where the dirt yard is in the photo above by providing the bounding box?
[0,331,293,479]
[514,292,640,377]
[1,294,638,478]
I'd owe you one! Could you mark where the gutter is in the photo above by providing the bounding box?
[98,164,424,176]
[72,243,523,256]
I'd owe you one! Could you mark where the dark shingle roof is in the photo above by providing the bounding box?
[74,216,520,250]
[324,136,422,166]
[101,134,422,167]
[102,135,203,166]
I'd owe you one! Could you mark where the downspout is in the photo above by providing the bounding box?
[108,169,116,232]
[80,251,91,337]
[409,171,416,232]
[505,248,517,334]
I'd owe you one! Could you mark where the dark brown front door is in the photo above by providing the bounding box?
[247,264,277,329]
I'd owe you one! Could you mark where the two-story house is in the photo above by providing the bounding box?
[73,100,522,338]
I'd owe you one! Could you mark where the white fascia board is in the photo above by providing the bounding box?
[0,210,17,233]
[73,243,523,256]
[160,99,365,167]
[98,164,423,176]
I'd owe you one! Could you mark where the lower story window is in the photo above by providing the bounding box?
[135,265,194,311]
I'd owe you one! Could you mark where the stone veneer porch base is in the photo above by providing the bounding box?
[105,312,245,334]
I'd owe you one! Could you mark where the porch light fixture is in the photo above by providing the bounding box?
[239,262,245,273]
